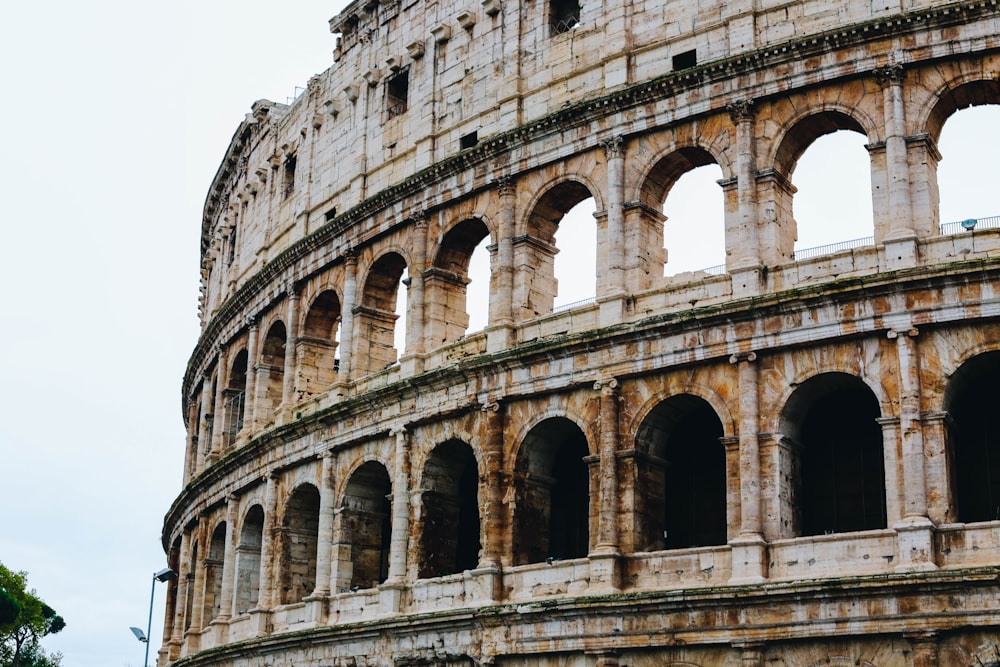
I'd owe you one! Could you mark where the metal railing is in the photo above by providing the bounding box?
[222,390,245,449]
[793,235,875,261]
[940,215,1000,235]
[553,296,597,313]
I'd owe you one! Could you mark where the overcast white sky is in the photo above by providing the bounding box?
[0,3,995,667]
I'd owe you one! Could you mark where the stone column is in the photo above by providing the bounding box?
[250,472,278,636]
[734,641,765,667]
[382,425,411,613]
[481,400,505,569]
[244,321,259,430]
[196,372,215,476]
[727,100,760,271]
[217,496,239,621]
[339,250,358,380]
[906,631,939,667]
[590,378,622,591]
[729,351,767,584]
[601,136,625,297]
[282,284,300,406]
[312,451,337,597]
[403,210,428,375]
[889,327,937,572]
[168,531,189,657]
[209,346,228,460]
[188,517,208,645]
[488,177,516,352]
[875,64,919,267]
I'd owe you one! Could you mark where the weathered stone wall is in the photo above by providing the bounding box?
[166,0,1000,666]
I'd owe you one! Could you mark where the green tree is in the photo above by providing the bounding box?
[0,564,65,667]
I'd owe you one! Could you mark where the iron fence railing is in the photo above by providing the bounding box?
[793,235,875,260]
[940,215,1000,235]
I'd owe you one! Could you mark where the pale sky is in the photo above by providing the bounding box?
[0,3,995,667]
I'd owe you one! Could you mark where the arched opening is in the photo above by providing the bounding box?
[513,417,591,564]
[770,111,873,261]
[552,198,597,309]
[299,290,341,398]
[165,536,181,636]
[184,540,197,631]
[781,373,886,536]
[259,321,287,417]
[337,462,392,590]
[278,483,320,604]
[357,253,408,375]
[641,147,727,276]
[223,351,247,449]
[519,181,596,317]
[932,83,1000,228]
[663,164,727,275]
[944,351,1000,522]
[234,504,264,615]
[203,522,226,621]
[428,219,491,345]
[634,395,727,550]
[417,440,481,578]
[791,130,874,255]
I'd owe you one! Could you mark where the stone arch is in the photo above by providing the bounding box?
[627,381,737,444]
[278,483,320,604]
[515,177,600,318]
[336,460,392,590]
[633,394,727,551]
[923,78,1000,145]
[258,320,287,417]
[223,349,248,448]
[511,415,592,565]
[636,145,731,277]
[767,107,878,258]
[356,251,409,375]
[184,538,198,631]
[298,289,342,398]
[234,504,264,615]
[771,107,879,174]
[427,217,493,345]
[416,439,482,577]
[203,521,227,622]
[943,350,1000,523]
[779,372,887,536]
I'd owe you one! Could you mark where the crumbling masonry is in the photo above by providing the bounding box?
[162,0,1000,665]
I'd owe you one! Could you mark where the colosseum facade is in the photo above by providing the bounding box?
[161,0,1000,665]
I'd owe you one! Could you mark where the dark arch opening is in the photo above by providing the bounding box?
[430,219,491,344]
[358,253,408,374]
[945,351,1000,522]
[279,484,320,604]
[417,440,481,577]
[635,394,726,550]
[260,321,287,415]
[339,462,392,589]
[223,350,248,447]
[513,417,590,564]
[204,522,226,621]
[522,181,596,316]
[235,504,264,615]
[782,373,886,536]
[300,290,342,397]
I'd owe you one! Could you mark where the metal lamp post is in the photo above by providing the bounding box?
[137,568,175,667]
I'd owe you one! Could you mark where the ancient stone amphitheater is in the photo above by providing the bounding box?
[160,0,1000,665]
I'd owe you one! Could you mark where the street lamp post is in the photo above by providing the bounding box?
[138,568,176,667]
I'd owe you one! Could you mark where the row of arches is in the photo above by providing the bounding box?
[175,350,1000,633]
[193,87,1000,470]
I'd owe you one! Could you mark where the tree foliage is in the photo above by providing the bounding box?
[0,564,65,667]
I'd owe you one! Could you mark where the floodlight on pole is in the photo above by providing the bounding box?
[137,567,175,667]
